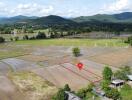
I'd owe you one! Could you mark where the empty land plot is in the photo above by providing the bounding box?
[2,58,39,71]
[32,65,89,90]
[8,71,57,100]
[89,48,132,67]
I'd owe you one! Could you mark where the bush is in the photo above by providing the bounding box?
[72,47,80,57]
[101,80,111,91]
[10,37,13,41]
[77,83,94,99]
[36,32,46,39]
[29,36,36,40]
[23,35,29,40]
[14,36,19,41]
[64,84,71,91]
[102,66,113,81]
[105,88,121,100]
[52,88,68,100]
[114,66,131,81]
[0,37,5,43]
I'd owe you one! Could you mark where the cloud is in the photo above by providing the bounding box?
[101,0,132,13]
[0,2,54,17]
[9,3,54,16]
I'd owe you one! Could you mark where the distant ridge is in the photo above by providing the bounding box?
[0,12,132,25]
[72,12,132,23]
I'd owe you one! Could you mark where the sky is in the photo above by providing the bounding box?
[0,0,132,17]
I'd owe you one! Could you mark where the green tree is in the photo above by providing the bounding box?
[72,47,80,57]
[14,36,19,41]
[36,32,46,39]
[101,80,110,91]
[103,66,113,80]
[64,84,71,91]
[52,88,65,100]
[0,37,5,43]
[23,35,29,40]
[105,88,121,100]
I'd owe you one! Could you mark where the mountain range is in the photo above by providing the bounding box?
[0,12,132,25]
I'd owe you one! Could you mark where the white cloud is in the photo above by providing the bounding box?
[101,0,132,14]
[9,3,54,16]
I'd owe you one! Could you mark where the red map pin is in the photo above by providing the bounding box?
[77,62,84,70]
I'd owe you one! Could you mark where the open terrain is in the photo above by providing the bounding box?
[0,39,131,99]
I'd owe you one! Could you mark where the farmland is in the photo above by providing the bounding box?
[0,39,131,100]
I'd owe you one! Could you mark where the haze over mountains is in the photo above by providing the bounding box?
[0,12,132,25]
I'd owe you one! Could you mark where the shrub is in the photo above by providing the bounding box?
[72,47,80,57]
[52,88,68,100]
[36,32,46,39]
[23,35,29,40]
[10,37,13,41]
[14,36,19,41]
[102,65,113,81]
[101,80,111,91]
[105,88,121,100]
[29,36,36,40]
[0,37,5,43]
[64,84,71,91]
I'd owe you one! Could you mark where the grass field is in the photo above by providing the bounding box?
[15,39,128,47]
[9,71,57,100]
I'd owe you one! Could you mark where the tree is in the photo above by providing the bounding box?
[0,37,5,43]
[76,83,94,99]
[64,84,71,91]
[72,47,80,57]
[23,35,29,40]
[105,88,121,100]
[52,88,69,100]
[36,32,46,39]
[14,36,19,41]
[114,66,131,81]
[103,66,113,80]
[101,80,111,91]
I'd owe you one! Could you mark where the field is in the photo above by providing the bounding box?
[0,38,131,99]
[16,38,128,47]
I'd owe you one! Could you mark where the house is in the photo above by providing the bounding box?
[111,79,125,87]
[65,91,82,100]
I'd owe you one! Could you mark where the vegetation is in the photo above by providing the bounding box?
[102,65,113,81]
[0,37,5,43]
[105,88,121,100]
[114,66,131,80]
[72,47,80,57]
[52,84,70,100]
[9,71,57,100]
[76,83,95,100]
[120,84,132,100]
[15,39,128,47]
[125,36,132,46]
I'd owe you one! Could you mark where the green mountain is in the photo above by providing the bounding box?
[28,15,76,25]
[0,15,38,24]
[72,12,132,23]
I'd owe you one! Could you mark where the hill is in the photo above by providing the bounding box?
[0,15,38,24]
[28,15,76,25]
[72,12,132,23]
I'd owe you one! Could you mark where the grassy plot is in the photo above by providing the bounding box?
[15,39,128,47]
[8,71,57,100]
[0,43,30,59]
